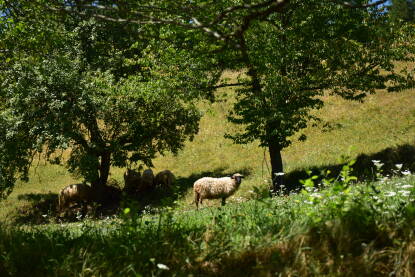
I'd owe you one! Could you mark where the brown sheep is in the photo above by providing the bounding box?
[123,169,142,194]
[154,170,175,188]
[58,183,92,211]
[141,169,155,190]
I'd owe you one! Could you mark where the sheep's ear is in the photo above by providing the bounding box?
[231,175,235,179]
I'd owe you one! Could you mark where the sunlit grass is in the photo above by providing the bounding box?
[1,174,415,276]
[1,71,415,218]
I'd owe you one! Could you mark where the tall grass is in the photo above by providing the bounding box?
[1,173,415,276]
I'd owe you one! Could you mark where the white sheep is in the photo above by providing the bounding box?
[141,168,155,189]
[193,173,244,209]
[58,183,92,211]
[154,170,175,188]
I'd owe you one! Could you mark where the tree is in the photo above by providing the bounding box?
[389,0,415,22]
[68,0,414,192]
[0,1,219,200]
[224,1,415,192]
[1,0,413,199]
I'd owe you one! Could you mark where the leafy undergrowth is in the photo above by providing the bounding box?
[1,168,415,276]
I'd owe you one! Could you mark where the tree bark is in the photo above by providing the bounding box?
[91,152,111,203]
[268,140,284,194]
[99,152,111,187]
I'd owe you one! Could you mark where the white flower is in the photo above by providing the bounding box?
[310,193,322,198]
[157,264,170,270]
[372,160,384,169]
[402,170,411,176]
[384,191,397,197]
[398,190,411,197]
[395,164,403,170]
[401,184,413,189]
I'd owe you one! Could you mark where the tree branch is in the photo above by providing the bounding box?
[335,0,388,8]
[211,82,251,89]
[231,0,290,42]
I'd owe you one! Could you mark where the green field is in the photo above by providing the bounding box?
[2,72,415,219]
[1,74,415,276]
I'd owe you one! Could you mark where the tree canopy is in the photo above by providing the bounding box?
[224,1,415,191]
[389,0,415,22]
[61,0,414,192]
[0,1,220,199]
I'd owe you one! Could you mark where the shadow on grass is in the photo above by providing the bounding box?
[9,166,253,225]
[284,143,415,192]
[13,192,59,225]
[12,185,123,225]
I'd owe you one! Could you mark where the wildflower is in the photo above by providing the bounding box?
[384,191,397,197]
[305,186,313,192]
[157,264,170,270]
[380,177,389,183]
[310,193,322,198]
[395,164,403,170]
[398,190,410,197]
[372,160,384,167]
[402,170,411,176]
[401,184,413,189]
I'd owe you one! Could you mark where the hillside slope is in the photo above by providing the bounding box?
[1,75,415,218]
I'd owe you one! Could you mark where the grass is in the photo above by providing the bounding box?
[2,72,415,217]
[1,71,415,275]
[1,174,415,276]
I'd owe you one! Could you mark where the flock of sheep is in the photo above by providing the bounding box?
[58,169,244,212]
[123,168,175,195]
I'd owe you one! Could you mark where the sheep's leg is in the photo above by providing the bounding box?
[221,198,226,206]
[195,193,200,209]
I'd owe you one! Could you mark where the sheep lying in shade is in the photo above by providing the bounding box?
[58,183,92,211]
[193,173,244,209]
[141,169,154,189]
[154,170,175,188]
[123,169,142,194]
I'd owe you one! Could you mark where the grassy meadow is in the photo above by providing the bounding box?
[1,71,415,276]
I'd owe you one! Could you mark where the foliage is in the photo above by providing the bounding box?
[57,0,415,190]
[0,1,220,198]
[1,173,415,276]
[1,0,414,197]
[224,1,415,189]
[389,0,415,22]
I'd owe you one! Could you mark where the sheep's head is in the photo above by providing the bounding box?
[124,169,141,182]
[231,173,244,185]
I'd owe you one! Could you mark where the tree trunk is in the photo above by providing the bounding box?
[268,140,284,194]
[99,152,111,187]
[91,152,111,203]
